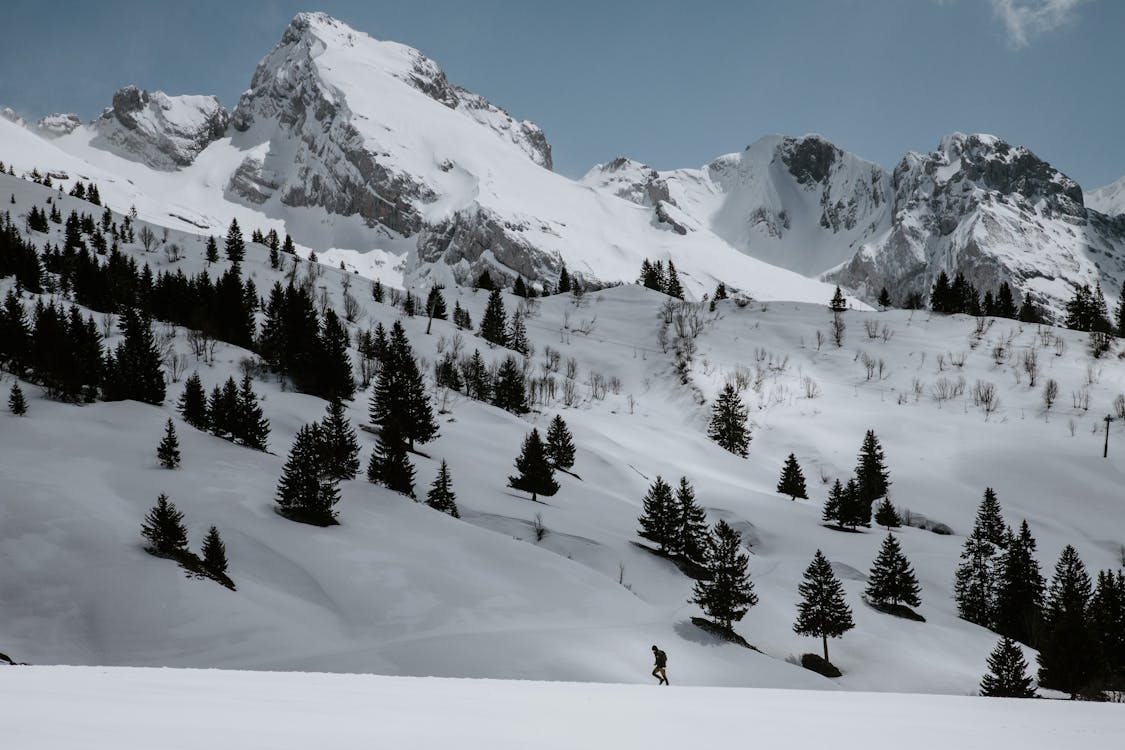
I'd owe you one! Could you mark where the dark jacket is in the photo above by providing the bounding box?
[653,649,667,668]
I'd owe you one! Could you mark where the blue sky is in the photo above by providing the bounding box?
[2,0,1122,187]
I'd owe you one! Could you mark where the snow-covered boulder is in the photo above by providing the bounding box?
[36,113,83,139]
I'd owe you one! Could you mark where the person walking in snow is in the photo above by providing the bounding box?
[651,644,669,685]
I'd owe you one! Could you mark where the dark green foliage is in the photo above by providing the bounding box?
[513,277,528,298]
[0,291,33,375]
[794,549,855,663]
[426,285,448,320]
[452,301,472,330]
[865,533,921,608]
[1115,279,1125,337]
[8,382,27,415]
[372,278,384,303]
[993,520,1045,646]
[829,285,847,312]
[874,498,901,529]
[207,378,240,441]
[24,301,103,403]
[1064,283,1112,333]
[557,266,572,294]
[224,219,244,263]
[822,479,844,526]
[776,453,808,500]
[664,261,684,300]
[707,383,750,457]
[1037,545,1095,698]
[479,289,508,346]
[674,477,709,564]
[691,520,757,631]
[980,637,1037,698]
[157,418,181,469]
[426,459,460,517]
[545,414,576,471]
[276,423,340,526]
[235,375,270,451]
[461,349,492,401]
[877,287,891,309]
[995,282,1018,319]
[1089,569,1125,690]
[837,477,867,530]
[141,493,189,557]
[853,429,889,516]
[200,525,228,577]
[492,355,529,414]
[954,490,1007,627]
[637,476,676,552]
[434,352,464,392]
[318,400,360,481]
[508,428,558,502]
[103,307,165,405]
[368,320,438,449]
[639,259,665,291]
[177,372,209,430]
[508,311,530,355]
[474,270,496,291]
[367,423,416,498]
[402,290,416,317]
[1018,292,1043,324]
[319,309,356,402]
[974,488,1008,549]
[204,235,219,264]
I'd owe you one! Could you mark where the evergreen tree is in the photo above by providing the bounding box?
[664,261,684,300]
[829,285,847,313]
[479,289,508,346]
[776,453,808,500]
[177,371,209,430]
[707,383,750,457]
[8,382,27,415]
[639,259,664,291]
[794,549,855,663]
[492,355,529,414]
[557,265,572,294]
[508,428,558,502]
[954,533,999,628]
[474,270,496,291]
[318,400,360,481]
[368,321,438,449]
[822,479,844,527]
[877,287,892,309]
[674,476,710,563]
[319,309,355,402]
[426,285,448,320]
[513,277,529,298]
[204,235,219,264]
[993,520,1046,646]
[931,271,952,313]
[207,379,239,441]
[874,498,901,529]
[224,219,245,264]
[425,459,460,518]
[853,429,890,518]
[508,311,530,356]
[372,278,384,303]
[545,414,576,471]
[200,525,229,577]
[980,637,1037,698]
[838,477,868,530]
[235,375,270,451]
[865,533,921,608]
[1088,569,1125,690]
[141,493,189,558]
[367,423,416,498]
[276,423,339,525]
[434,352,464,392]
[461,349,492,401]
[637,476,676,553]
[452,301,472,330]
[1037,545,1095,698]
[996,282,1018,319]
[1115,279,1125,337]
[691,520,757,631]
[157,418,181,469]
[402,290,416,317]
[1018,292,1042,324]
[974,488,1008,549]
[103,307,165,405]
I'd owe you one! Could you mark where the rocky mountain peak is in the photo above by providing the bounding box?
[778,135,842,186]
[35,113,82,139]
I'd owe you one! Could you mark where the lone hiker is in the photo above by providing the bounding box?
[651,644,668,685]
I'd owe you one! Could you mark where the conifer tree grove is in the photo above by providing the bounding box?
[877,287,891,309]
[1037,545,1095,698]
[838,477,867,530]
[178,372,209,430]
[103,307,165,405]
[425,459,460,518]
[865,533,921,608]
[980,637,1037,698]
[691,519,757,631]
[319,309,356,402]
[776,453,808,500]
[492,356,529,415]
[200,525,229,577]
[276,423,340,526]
[794,549,855,663]
[674,476,710,564]
[8,381,27,415]
[318,399,361,481]
[1088,569,1125,690]
[141,493,189,558]
[479,289,508,346]
[367,423,416,498]
[637,476,676,553]
[664,261,684,300]
[707,383,750,457]
[452,301,472,330]
[157,418,181,469]
[508,428,558,502]
[426,285,448,320]
[545,414,576,471]
[993,520,1045,646]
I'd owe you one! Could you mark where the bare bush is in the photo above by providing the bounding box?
[802,375,821,399]
[830,312,845,347]
[163,242,183,263]
[948,351,966,368]
[1115,394,1125,420]
[532,513,547,542]
[1043,379,1059,411]
[1072,388,1090,412]
[562,377,580,407]
[138,225,157,252]
[1021,348,1039,387]
[187,329,217,364]
[342,291,363,323]
[864,318,880,339]
[565,357,578,381]
[972,380,1000,417]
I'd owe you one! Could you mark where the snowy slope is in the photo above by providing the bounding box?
[1088,175,1125,217]
[3,172,1125,696]
[4,667,1124,749]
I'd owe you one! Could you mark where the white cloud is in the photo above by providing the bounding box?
[989,0,1089,49]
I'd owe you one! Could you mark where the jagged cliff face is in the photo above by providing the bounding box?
[826,133,1125,318]
[35,113,82,139]
[90,86,229,170]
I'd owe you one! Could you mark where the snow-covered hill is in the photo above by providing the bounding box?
[1088,175,1125,217]
[2,170,1124,696]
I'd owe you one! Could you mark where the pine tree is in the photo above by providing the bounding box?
[513,277,529,298]
[318,400,360,481]
[1116,279,1125,337]
[492,355,529,414]
[200,525,229,577]
[141,493,189,558]
[157,418,181,469]
[318,309,355,402]
[664,261,684,300]
[207,379,239,441]
[426,285,448,320]
[931,271,952,313]
[224,219,245,264]
[178,372,209,430]
[707,383,750,457]
[1037,545,1095,698]
[235,375,270,451]
[691,520,757,631]
[794,550,855,663]
[545,414,576,471]
[452,301,472,330]
[637,476,676,553]
[853,429,890,519]
[955,532,999,627]
[8,382,27,415]
[508,428,558,502]
[974,487,1008,549]
[557,265,572,294]
[474,270,496,291]
[980,637,1037,698]
[829,285,847,313]
[838,477,868,530]
[425,459,460,518]
[461,349,492,401]
[822,479,844,527]
[276,424,339,526]
[508,311,530,355]
[877,287,891,309]
[874,497,901,529]
[865,533,921,608]
[640,259,664,291]
[372,278,384,303]
[367,423,417,498]
[402,290,416,317]
[369,321,438,449]
[103,307,165,405]
[1088,569,1125,690]
[1018,292,1041,324]
[993,520,1045,646]
[776,453,808,500]
[479,289,508,346]
[674,476,709,563]
[201,235,218,264]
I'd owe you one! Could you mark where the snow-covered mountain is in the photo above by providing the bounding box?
[1087,175,1125,217]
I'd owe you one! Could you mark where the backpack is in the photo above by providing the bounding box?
[656,649,667,666]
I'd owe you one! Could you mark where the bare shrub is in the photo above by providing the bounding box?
[1072,388,1090,412]
[1114,394,1125,420]
[972,380,1000,417]
[1043,379,1059,411]
[532,513,547,542]
[830,312,845,347]
[1021,348,1039,387]
[163,242,183,263]
[562,377,580,407]
[864,318,880,339]
[342,291,363,323]
[138,225,157,252]
[187,329,217,363]
[802,376,821,399]
[565,357,578,381]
